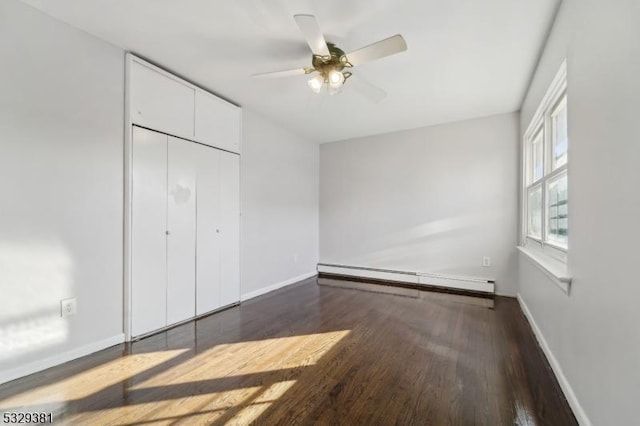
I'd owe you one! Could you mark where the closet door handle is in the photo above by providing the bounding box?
[166,230,171,235]
[216,229,220,233]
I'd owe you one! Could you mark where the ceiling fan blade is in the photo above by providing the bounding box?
[346,34,407,66]
[348,75,387,103]
[293,14,331,56]
[252,68,307,79]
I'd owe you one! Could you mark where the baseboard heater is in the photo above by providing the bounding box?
[317,263,495,295]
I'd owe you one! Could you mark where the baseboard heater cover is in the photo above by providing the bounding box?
[317,263,495,294]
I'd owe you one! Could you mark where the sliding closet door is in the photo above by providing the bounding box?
[219,151,240,306]
[195,146,221,315]
[166,136,197,325]
[131,127,167,337]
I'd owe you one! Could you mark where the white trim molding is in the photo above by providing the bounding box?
[317,263,495,294]
[0,334,125,386]
[523,60,567,139]
[240,271,317,301]
[521,60,569,259]
[517,295,591,426]
[517,246,571,294]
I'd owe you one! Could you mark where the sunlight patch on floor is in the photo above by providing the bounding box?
[83,386,264,425]
[88,330,350,424]
[227,380,297,425]
[0,349,189,408]
[129,330,351,389]
[1,329,352,424]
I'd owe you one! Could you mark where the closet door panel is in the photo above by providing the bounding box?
[166,137,197,325]
[195,146,221,315]
[219,152,240,306]
[131,127,167,337]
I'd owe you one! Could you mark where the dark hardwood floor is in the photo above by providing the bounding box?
[0,277,576,425]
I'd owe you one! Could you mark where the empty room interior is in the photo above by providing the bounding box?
[1,0,638,424]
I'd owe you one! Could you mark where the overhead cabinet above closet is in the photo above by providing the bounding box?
[126,54,241,340]
[129,55,241,154]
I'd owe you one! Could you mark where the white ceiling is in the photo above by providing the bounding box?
[21,0,559,143]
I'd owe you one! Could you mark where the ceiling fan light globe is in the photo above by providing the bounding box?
[328,69,345,88]
[328,85,342,96]
[308,75,323,93]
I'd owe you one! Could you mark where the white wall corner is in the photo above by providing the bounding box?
[516,294,591,426]
[0,334,125,386]
[240,271,317,302]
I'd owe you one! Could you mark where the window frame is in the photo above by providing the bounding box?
[522,61,568,263]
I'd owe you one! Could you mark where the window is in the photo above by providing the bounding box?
[523,62,568,259]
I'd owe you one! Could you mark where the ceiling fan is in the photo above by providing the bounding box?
[253,14,407,102]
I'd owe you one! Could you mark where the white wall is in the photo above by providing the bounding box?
[0,0,320,383]
[320,113,519,296]
[240,109,319,299]
[0,0,124,383]
[518,0,640,424]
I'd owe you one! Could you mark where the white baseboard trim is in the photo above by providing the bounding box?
[517,294,591,426]
[317,263,494,294]
[241,271,317,302]
[0,333,125,386]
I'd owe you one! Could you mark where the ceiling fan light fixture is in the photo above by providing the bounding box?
[327,69,345,88]
[327,84,342,96]
[307,74,323,93]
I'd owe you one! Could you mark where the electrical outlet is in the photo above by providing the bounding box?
[293,254,299,263]
[482,256,491,267]
[61,298,77,317]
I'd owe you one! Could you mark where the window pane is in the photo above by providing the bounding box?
[547,172,568,246]
[531,129,544,182]
[551,96,568,170]
[528,186,542,239]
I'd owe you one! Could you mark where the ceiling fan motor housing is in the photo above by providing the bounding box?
[310,42,353,81]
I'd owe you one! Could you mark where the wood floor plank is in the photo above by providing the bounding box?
[0,277,577,425]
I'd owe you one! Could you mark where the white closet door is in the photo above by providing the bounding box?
[166,137,197,325]
[219,152,240,306]
[131,127,167,337]
[195,146,221,315]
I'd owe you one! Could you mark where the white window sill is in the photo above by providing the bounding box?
[517,246,572,295]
